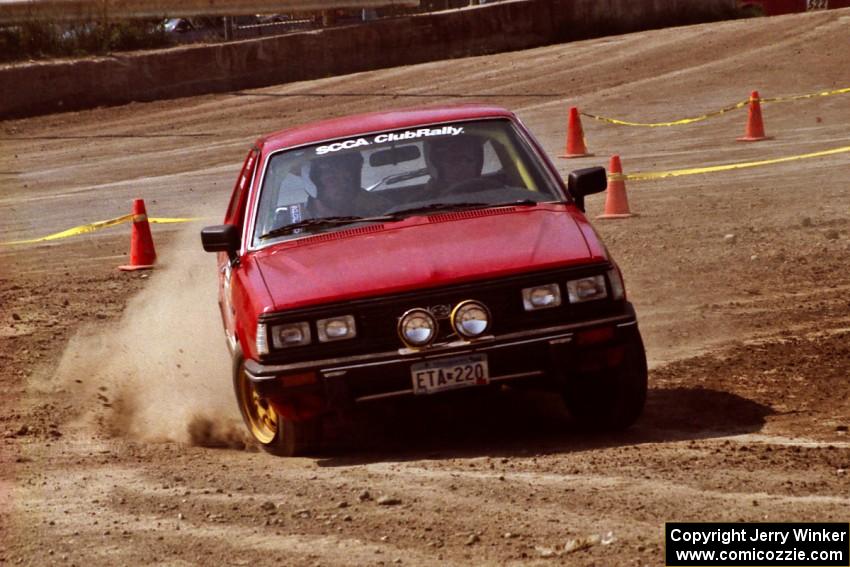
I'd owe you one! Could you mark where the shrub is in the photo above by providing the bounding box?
[0,18,169,63]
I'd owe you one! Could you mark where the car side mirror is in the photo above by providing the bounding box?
[567,166,607,212]
[201,224,241,262]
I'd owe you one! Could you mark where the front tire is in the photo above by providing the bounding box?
[233,350,321,456]
[562,333,648,431]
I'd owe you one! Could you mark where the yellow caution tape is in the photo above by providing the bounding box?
[1,215,199,245]
[583,100,748,127]
[612,145,850,182]
[582,86,850,128]
[762,86,850,104]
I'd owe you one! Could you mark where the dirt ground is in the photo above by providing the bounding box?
[1,9,849,566]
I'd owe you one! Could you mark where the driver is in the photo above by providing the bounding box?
[303,152,385,218]
[423,134,485,196]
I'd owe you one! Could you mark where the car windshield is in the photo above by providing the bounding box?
[252,118,563,246]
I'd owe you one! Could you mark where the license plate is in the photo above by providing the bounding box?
[411,354,489,395]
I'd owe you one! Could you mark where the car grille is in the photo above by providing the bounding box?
[258,264,621,364]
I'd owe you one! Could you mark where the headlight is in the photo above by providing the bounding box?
[398,308,438,348]
[451,300,491,339]
[270,321,311,349]
[317,315,356,342]
[522,284,562,311]
[607,267,625,301]
[566,275,608,303]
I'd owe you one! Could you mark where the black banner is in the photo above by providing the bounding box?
[666,523,849,566]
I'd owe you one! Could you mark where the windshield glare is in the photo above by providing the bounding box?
[253,119,562,245]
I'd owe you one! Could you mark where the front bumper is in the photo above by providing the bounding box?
[245,310,641,408]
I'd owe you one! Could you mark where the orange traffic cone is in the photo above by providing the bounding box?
[737,90,772,142]
[560,107,593,158]
[596,155,635,219]
[119,199,156,271]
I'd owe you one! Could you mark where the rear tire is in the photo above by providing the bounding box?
[562,333,648,431]
[232,348,322,456]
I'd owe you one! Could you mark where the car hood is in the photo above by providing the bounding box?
[253,204,606,311]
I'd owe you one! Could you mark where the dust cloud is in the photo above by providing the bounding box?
[50,226,250,448]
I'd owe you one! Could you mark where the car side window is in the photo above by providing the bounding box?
[225,149,259,228]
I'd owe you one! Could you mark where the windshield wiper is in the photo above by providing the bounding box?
[389,199,539,218]
[260,215,392,239]
[488,199,540,208]
[388,202,491,218]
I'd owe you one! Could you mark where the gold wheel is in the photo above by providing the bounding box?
[236,365,278,445]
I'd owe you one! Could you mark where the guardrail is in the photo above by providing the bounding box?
[0,0,420,24]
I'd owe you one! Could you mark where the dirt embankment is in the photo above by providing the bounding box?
[2,9,849,566]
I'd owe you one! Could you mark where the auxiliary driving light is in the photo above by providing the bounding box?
[450,300,491,339]
[398,308,439,348]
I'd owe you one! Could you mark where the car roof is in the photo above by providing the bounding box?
[256,104,516,153]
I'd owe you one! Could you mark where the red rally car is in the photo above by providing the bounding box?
[201,105,648,456]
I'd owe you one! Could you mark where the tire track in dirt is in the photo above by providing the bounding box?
[361,462,850,506]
